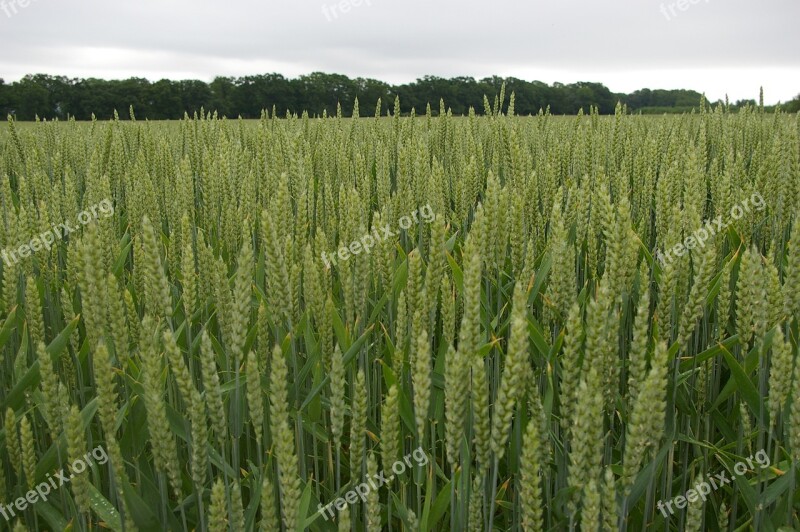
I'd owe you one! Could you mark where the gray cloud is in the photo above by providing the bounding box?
[0,0,798,102]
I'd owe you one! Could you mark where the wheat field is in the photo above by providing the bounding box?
[0,96,798,531]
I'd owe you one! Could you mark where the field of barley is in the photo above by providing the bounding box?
[0,95,798,532]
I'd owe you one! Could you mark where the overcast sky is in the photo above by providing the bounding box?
[0,0,797,103]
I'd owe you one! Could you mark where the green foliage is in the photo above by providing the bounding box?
[0,73,723,120]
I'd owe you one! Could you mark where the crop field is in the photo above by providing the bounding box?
[0,97,798,532]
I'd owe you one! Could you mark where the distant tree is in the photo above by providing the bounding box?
[784,94,800,113]
[70,78,151,119]
[150,79,182,119]
[230,76,260,118]
[0,78,9,116]
[293,72,356,116]
[562,82,616,114]
[209,77,235,117]
[450,76,483,114]
[414,76,458,114]
[180,80,213,117]
[72,78,114,119]
[13,75,53,119]
[115,78,152,117]
[622,88,703,112]
[0,72,761,119]
[353,78,391,115]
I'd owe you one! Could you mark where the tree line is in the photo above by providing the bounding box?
[0,73,794,121]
